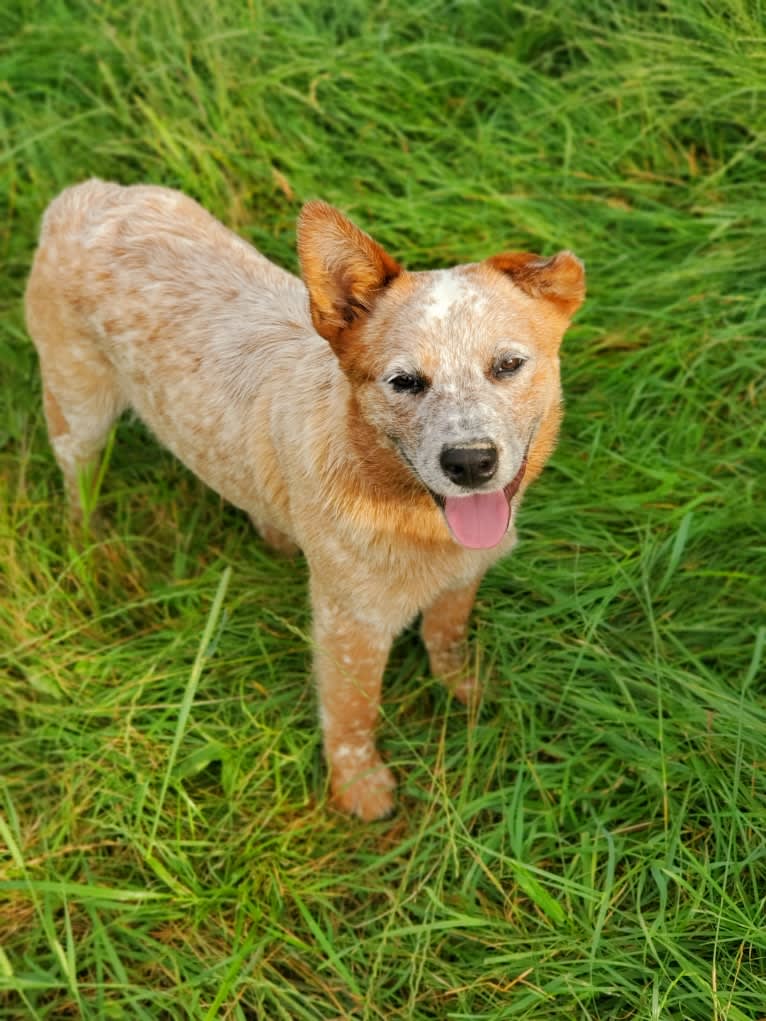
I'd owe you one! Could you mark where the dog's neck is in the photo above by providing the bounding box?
[333,392,454,546]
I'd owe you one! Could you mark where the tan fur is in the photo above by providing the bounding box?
[25,179,585,821]
[421,577,483,703]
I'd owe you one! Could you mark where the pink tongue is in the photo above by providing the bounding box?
[444,490,511,549]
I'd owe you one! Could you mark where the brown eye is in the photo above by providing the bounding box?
[389,373,428,394]
[494,356,525,379]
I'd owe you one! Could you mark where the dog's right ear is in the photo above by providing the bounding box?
[298,201,402,354]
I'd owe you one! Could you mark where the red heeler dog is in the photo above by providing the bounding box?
[26,180,585,819]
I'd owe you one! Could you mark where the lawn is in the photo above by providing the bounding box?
[1,0,764,1018]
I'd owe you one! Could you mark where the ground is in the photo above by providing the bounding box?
[0,1,764,1018]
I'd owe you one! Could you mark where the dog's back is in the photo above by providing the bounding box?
[28,178,313,391]
[25,180,329,530]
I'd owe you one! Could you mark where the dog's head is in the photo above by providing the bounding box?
[298,201,585,550]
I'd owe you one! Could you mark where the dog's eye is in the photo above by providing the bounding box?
[494,356,526,379]
[389,373,427,394]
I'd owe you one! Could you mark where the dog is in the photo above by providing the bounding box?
[25,180,585,820]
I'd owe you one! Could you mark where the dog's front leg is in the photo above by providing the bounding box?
[421,577,483,704]
[312,585,396,821]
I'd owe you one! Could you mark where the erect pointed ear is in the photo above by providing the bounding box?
[486,250,585,318]
[297,201,402,349]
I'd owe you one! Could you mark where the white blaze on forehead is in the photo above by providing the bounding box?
[407,270,494,392]
[419,270,487,325]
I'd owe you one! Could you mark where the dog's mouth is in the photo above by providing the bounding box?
[431,458,527,550]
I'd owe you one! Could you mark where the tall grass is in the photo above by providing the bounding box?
[1,1,764,1018]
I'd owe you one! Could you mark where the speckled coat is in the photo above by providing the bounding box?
[25,180,585,820]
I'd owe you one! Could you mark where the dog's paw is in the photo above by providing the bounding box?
[68,507,108,545]
[331,756,396,821]
[450,672,482,706]
[432,658,482,706]
[428,643,482,705]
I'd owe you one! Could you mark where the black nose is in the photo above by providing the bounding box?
[440,444,498,488]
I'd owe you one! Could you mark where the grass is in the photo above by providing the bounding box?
[1,0,765,1017]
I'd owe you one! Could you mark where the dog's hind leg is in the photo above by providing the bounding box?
[27,249,127,520]
[39,356,125,521]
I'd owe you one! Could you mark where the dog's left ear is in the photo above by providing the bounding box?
[487,251,585,318]
[298,201,402,352]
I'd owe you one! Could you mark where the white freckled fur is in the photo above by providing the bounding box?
[419,270,488,326]
[25,179,583,822]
